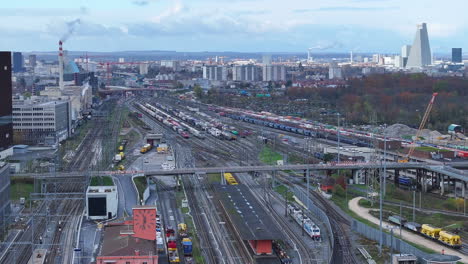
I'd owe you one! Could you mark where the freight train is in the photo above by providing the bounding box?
[225,113,373,148]
[287,205,321,241]
[219,107,468,158]
[388,215,462,248]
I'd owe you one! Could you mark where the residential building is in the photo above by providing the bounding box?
[233,65,260,81]
[161,60,180,71]
[452,48,462,63]
[262,54,272,65]
[139,63,149,75]
[394,55,402,68]
[203,65,228,81]
[372,54,381,63]
[406,23,432,68]
[329,62,343,79]
[0,52,13,151]
[12,52,24,73]
[12,98,72,145]
[262,65,286,81]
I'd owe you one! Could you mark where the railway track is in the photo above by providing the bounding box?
[267,191,317,263]
[135,97,351,263]
[44,200,82,264]
[306,189,359,264]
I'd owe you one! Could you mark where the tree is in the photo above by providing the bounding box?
[194,85,203,98]
[323,153,335,162]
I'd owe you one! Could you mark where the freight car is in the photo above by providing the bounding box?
[225,113,373,149]
[273,241,292,264]
[388,215,462,248]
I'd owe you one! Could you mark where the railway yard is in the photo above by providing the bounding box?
[1,93,467,264]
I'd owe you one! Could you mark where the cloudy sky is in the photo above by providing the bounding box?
[1,0,467,53]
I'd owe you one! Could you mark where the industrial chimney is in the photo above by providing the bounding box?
[58,41,64,90]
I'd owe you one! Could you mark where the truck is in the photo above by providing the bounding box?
[114,154,123,163]
[182,238,193,256]
[178,223,188,239]
[140,144,152,154]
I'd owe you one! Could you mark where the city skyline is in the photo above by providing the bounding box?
[2,0,468,53]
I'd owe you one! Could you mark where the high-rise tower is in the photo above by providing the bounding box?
[406,23,432,68]
[0,52,13,150]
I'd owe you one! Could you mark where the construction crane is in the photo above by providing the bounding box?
[398,92,438,163]
[98,61,143,86]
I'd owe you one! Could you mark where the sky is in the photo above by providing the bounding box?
[1,0,467,53]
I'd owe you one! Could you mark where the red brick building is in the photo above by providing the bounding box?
[96,206,158,264]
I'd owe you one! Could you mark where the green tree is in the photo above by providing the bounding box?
[194,85,203,98]
[323,153,335,162]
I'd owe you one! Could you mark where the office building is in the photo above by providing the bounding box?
[12,52,24,73]
[401,45,412,67]
[40,84,92,122]
[12,99,72,145]
[262,65,286,81]
[452,48,462,63]
[0,52,13,151]
[203,65,228,81]
[406,23,432,68]
[28,54,37,67]
[329,62,343,79]
[233,65,261,81]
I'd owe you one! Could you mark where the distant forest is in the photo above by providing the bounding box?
[286,73,468,132]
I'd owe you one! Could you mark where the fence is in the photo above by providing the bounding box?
[351,220,461,263]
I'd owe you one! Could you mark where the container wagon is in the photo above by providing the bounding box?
[388,215,462,248]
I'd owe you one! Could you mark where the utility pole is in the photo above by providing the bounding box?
[337,113,341,163]
[379,159,383,255]
[383,136,387,196]
[400,202,402,238]
[413,190,416,222]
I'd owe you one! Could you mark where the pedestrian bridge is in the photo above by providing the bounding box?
[14,161,468,182]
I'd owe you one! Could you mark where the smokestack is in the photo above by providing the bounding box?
[59,41,64,90]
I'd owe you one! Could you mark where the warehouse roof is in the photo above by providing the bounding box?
[215,184,283,241]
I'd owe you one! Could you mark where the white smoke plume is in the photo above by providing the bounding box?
[61,19,81,42]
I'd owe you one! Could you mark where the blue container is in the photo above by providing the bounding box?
[183,240,193,255]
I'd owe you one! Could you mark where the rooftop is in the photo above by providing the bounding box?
[215,184,283,241]
[100,224,156,257]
